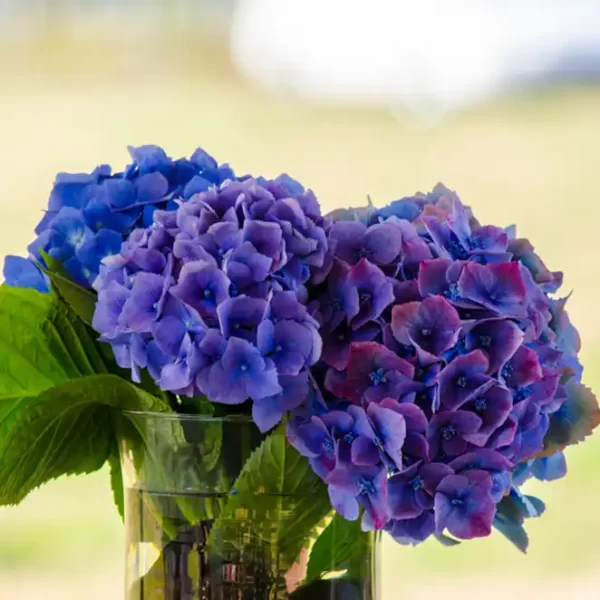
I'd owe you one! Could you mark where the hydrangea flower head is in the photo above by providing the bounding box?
[287,183,599,548]
[92,175,331,433]
[6,145,235,288]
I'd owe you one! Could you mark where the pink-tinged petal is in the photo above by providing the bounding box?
[392,279,422,304]
[391,302,420,345]
[324,367,347,399]
[501,346,543,389]
[434,470,495,539]
[469,225,508,253]
[379,399,428,432]
[412,296,462,356]
[458,262,527,316]
[437,350,493,410]
[466,318,524,374]
[418,259,452,297]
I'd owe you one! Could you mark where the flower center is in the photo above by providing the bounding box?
[240,364,248,372]
[448,238,468,260]
[488,289,498,301]
[441,425,458,440]
[475,397,487,412]
[274,344,283,353]
[455,376,468,388]
[323,437,334,454]
[444,283,461,301]
[514,385,533,401]
[344,432,356,445]
[479,335,492,347]
[329,297,343,311]
[359,292,372,306]
[358,477,376,496]
[470,236,484,249]
[451,498,464,506]
[410,476,424,491]
[501,363,513,381]
[421,328,431,337]
[369,368,386,386]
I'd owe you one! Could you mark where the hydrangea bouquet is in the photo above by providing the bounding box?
[2,145,598,599]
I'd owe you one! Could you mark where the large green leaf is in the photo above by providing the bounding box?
[305,514,371,583]
[208,422,331,568]
[38,249,97,325]
[0,373,169,505]
[0,286,107,434]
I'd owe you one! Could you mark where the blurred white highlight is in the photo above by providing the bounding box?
[230,0,600,116]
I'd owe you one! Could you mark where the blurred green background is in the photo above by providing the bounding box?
[1,4,599,599]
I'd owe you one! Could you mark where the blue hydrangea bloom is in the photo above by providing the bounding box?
[7,145,235,289]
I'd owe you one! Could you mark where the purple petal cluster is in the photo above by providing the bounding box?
[8,145,235,288]
[92,175,330,432]
[287,183,597,547]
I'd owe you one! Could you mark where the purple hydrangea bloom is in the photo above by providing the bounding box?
[300,184,597,545]
[93,172,330,432]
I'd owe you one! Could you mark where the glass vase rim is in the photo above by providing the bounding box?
[121,409,254,423]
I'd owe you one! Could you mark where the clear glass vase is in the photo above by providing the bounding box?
[120,411,380,600]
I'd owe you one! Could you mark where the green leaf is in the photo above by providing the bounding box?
[208,422,331,568]
[108,452,125,519]
[38,250,97,325]
[434,533,461,547]
[535,380,600,459]
[0,373,171,505]
[305,513,371,583]
[0,287,108,444]
[0,286,106,412]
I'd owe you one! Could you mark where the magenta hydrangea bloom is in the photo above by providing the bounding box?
[286,183,598,546]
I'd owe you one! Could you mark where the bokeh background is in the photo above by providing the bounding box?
[1,1,600,598]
